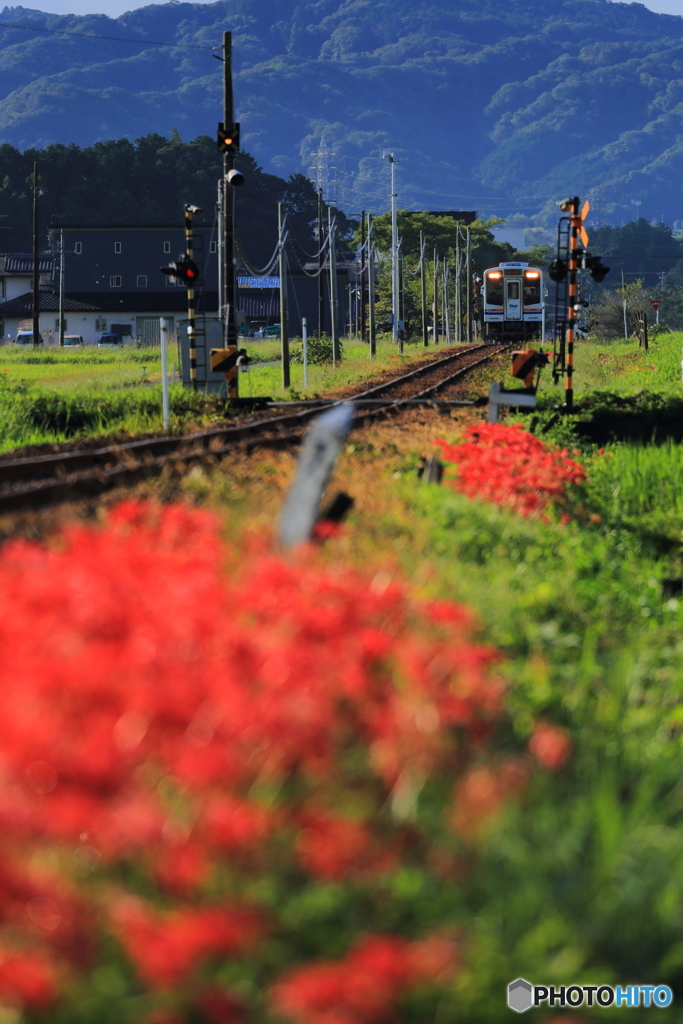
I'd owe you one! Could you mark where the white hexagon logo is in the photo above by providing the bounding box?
[508,978,533,1013]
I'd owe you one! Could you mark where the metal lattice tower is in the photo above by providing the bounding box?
[309,138,337,206]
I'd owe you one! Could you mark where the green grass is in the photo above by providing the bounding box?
[536,331,683,402]
[380,458,683,1019]
[0,335,452,453]
[240,335,452,400]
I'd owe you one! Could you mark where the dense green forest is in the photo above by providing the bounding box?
[0,132,354,265]
[1,1,683,227]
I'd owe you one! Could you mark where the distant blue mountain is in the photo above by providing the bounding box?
[2,0,683,225]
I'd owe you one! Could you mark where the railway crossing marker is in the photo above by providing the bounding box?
[279,403,355,548]
[487,382,537,423]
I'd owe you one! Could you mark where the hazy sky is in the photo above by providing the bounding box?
[13,0,683,16]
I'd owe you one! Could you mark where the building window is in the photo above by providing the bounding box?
[95,318,106,331]
[74,242,82,254]
[164,241,171,253]
[55,318,67,331]
[137,275,147,288]
[210,241,217,253]
[114,242,122,254]
[110,275,122,288]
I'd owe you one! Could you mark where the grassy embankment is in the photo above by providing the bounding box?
[162,330,683,1021]
[0,335,434,454]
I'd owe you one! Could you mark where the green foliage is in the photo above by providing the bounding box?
[0,373,217,451]
[395,444,683,1017]
[290,333,344,365]
[0,134,352,266]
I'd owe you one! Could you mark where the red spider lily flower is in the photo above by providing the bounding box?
[112,900,264,989]
[0,499,555,1015]
[436,423,586,519]
[529,722,572,771]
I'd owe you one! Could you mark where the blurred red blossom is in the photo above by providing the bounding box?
[0,499,564,1020]
[529,722,572,771]
[436,423,586,518]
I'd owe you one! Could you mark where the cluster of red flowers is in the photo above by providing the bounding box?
[436,423,586,517]
[0,500,569,1022]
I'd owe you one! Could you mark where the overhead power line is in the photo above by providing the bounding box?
[0,19,216,51]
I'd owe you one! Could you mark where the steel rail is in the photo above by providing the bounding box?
[0,344,508,511]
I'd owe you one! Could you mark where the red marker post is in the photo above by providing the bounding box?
[650,298,662,326]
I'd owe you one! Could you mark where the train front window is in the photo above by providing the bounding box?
[523,276,541,304]
[486,275,503,305]
[507,281,520,300]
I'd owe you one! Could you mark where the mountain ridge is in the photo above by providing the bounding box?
[1,1,683,226]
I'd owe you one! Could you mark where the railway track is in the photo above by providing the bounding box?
[0,342,508,511]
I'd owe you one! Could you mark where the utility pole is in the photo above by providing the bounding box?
[328,208,340,363]
[622,269,628,338]
[444,259,451,344]
[360,210,366,343]
[433,249,439,344]
[420,230,428,347]
[455,229,461,342]
[384,153,399,349]
[368,214,376,357]
[221,30,238,352]
[32,163,40,347]
[318,188,325,338]
[278,202,290,388]
[398,244,404,353]
[466,227,472,342]
[58,227,65,347]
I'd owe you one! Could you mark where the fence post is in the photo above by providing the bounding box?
[302,316,308,389]
[160,317,170,430]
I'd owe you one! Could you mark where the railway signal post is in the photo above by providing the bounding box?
[548,197,608,410]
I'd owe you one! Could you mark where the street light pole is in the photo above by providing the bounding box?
[384,153,399,350]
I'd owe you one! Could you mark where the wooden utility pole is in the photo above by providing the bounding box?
[455,229,461,342]
[433,249,439,344]
[58,227,65,347]
[398,245,404,353]
[32,163,40,347]
[328,208,340,363]
[368,214,376,357]
[222,30,238,351]
[318,188,325,338]
[360,210,366,343]
[444,259,451,344]
[278,202,290,388]
[466,227,472,342]
[420,230,428,347]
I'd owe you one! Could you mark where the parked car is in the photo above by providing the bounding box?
[263,325,281,337]
[15,330,41,345]
[63,335,84,346]
[97,333,123,347]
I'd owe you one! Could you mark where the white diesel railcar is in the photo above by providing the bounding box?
[482,262,545,342]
